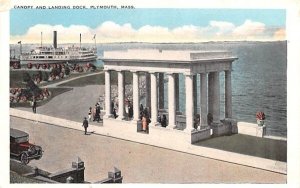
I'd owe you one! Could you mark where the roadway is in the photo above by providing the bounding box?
[10,116,286,183]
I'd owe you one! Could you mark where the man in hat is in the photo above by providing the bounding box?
[82,117,89,135]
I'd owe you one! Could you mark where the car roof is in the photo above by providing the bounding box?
[10,128,29,138]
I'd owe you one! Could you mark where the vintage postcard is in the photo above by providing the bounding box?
[1,0,300,187]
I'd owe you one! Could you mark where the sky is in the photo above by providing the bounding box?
[10,9,286,43]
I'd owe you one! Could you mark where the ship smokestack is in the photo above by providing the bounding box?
[53,31,57,49]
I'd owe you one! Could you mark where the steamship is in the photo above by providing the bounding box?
[20,31,97,65]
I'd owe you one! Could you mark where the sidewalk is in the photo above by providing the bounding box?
[10,108,287,175]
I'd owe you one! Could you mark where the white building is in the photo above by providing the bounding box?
[101,49,238,143]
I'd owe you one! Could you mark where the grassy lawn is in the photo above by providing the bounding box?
[10,88,73,108]
[193,134,287,162]
[59,71,133,87]
[10,70,44,88]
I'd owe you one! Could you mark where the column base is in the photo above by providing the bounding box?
[103,114,113,119]
[166,124,176,130]
[149,122,159,127]
[183,128,194,133]
[199,124,209,130]
[117,115,125,121]
[131,119,141,124]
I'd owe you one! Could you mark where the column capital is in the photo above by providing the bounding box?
[103,68,111,72]
[115,69,124,72]
[208,71,220,74]
[149,71,158,74]
[183,72,194,77]
[130,70,140,73]
[166,72,175,76]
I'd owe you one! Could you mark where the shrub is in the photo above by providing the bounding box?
[23,72,31,82]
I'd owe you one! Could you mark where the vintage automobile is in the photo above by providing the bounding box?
[10,128,43,165]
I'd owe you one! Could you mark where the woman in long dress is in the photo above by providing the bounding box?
[142,114,147,132]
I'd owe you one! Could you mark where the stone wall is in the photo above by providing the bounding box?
[48,158,85,183]
[237,122,266,137]
[191,128,211,143]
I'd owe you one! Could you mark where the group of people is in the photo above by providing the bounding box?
[125,99,134,120]
[88,103,102,123]
[157,114,167,128]
[140,104,151,133]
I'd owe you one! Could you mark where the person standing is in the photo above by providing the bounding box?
[82,117,89,135]
[95,103,101,122]
[139,104,144,119]
[88,107,92,122]
[31,97,37,113]
[161,115,167,128]
[112,108,117,119]
[141,113,147,132]
[128,103,133,119]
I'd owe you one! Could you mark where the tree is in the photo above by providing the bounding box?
[43,72,49,81]
[37,71,42,80]
[65,66,70,76]
[23,72,31,82]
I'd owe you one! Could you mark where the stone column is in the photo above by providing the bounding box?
[213,72,220,123]
[225,70,232,118]
[208,72,220,123]
[208,72,214,117]
[104,70,112,118]
[150,72,158,126]
[167,73,176,128]
[145,73,151,109]
[200,73,208,127]
[175,73,180,112]
[158,73,164,110]
[117,70,125,120]
[185,73,194,132]
[132,71,140,122]
[193,74,198,115]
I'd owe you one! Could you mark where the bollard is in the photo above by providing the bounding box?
[66,176,74,183]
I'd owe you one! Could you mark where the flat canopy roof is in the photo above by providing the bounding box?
[102,49,238,74]
[102,49,237,63]
[10,128,29,138]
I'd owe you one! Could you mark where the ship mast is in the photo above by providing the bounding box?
[41,32,43,48]
[80,33,81,50]
[93,34,97,53]
[18,41,22,57]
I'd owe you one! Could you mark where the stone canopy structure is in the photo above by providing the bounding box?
[101,49,238,140]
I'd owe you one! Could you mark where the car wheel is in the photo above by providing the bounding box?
[20,153,29,165]
[36,150,43,160]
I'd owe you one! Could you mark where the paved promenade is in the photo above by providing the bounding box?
[11,108,286,176]
[10,116,286,183]
[16,85,104,123]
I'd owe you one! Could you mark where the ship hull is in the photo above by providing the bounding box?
[20,58,97,65]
